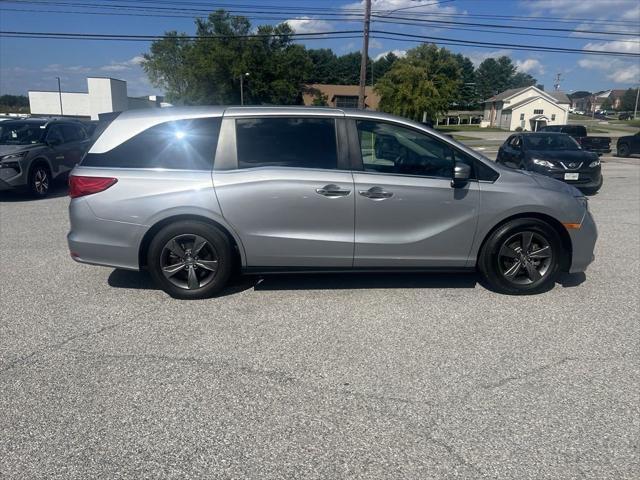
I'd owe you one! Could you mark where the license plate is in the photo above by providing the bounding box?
[565,173,579,180]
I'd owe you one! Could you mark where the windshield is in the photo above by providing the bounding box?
[0,122,45,145]
[523,134,580,151]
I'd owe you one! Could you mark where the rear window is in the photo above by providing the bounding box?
[82,117,221,170]
[562,125,586,137]
[235,117,338,170]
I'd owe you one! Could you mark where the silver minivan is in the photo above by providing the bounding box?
[67,106,597,298]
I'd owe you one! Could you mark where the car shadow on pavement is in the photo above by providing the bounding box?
[107,269,257,297]
[108,269,587,296]
[0,181,68,202]
[253,272,479,291]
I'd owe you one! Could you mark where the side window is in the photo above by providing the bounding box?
[508,135,521,148]
[81,117,221,170]
[356,120,454,178]
[235,117,338,169]
[61,124,86,142]
[46,125,65,145]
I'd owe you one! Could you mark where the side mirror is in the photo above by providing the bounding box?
[452,161,471,187]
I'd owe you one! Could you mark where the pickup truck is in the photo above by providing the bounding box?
[538,124,611,156]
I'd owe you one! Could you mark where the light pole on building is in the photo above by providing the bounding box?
[240,72,249,106]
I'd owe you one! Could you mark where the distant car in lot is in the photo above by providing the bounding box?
[67,107,597,299]
[616,131,640,157]
[537,124,611,156]
[618,112,632,121]
[496,132,602,194]
[0,118,90,197]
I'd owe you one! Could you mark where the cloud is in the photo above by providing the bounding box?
[576,36,640,84]
[465,49,513,66]
[516,58,545,75]
[100,56,146,72]
[343,0,458,16]
[523,0,638,18]
[369,38,383,50]
[374,49,407,60]
[285,17,332,34]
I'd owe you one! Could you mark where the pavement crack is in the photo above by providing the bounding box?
[0,320,132,376]
[480,356,577,390]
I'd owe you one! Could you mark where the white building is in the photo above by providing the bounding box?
[28,77,168,120]
[482,86,570,131]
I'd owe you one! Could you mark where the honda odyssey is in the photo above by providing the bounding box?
[67,107,597,298]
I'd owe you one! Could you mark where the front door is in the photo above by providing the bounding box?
[351,119,479,268]
[214,116,355,267]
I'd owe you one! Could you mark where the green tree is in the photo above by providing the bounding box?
[372,52,399,83]
[0,94,29,113]
[452,53,477,109]
[307,49,339,84]
[600,97,613,111]
[475,56,537,100]
[375,44,462,121]
[620,88,639,111]
[142,10,312,105]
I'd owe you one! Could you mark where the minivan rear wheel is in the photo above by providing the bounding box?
[478,218,562,295]
[148,220,233,299]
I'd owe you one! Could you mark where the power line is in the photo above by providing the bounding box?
[1,29,638,58]
[6,0,640,30]
[5,5,638,45]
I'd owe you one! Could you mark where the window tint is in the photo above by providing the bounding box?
[82,117,221,170]
[508,135,521,148]
[46,125,65,144]
[236,117,337,170]
[61,124,87,142]
[357,120,454,178]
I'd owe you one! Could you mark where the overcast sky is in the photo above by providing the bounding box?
[0,0,638,97]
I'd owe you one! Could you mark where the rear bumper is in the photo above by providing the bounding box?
[568,210,597,273]
[67,198,145,271]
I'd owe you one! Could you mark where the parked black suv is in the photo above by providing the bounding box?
[0,118,90,197]
[497,132,603,194]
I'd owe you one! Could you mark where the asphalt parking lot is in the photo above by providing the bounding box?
[1,157,638,479]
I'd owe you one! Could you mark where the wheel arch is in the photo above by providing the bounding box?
[476,212,573,272]
[138,214,245,270]
[28,157,53,176]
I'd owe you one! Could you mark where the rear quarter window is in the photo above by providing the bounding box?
[82,117,221,170]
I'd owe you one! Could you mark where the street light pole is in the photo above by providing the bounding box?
[634,85,639,120]
[56,76,63,116]
[240,72,249,106]
[357,0,372,109]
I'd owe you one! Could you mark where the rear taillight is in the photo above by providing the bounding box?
[69,175,117,198]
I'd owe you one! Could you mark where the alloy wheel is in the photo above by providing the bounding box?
[159,234,219,290]
[498,231,553,285]
[34,168,49,195]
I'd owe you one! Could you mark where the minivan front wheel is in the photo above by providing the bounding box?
[148,220,233,299]
[478,218,562,295]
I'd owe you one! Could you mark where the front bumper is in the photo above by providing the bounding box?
[0,164,27,191]
[535,166,602,190]
[568,209,598,273]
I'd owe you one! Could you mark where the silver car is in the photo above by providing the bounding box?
[67,106,597,298]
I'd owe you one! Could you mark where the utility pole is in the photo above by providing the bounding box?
[56,76,63,116]
[634,85,639,120]
[553,73,561,91]
[357,0,372,110]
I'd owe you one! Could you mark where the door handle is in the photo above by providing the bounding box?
[359,186,394,199]
[316,184,351,197]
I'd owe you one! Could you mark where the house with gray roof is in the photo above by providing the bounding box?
[482,86,570,131]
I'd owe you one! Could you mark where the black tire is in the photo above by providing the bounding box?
[28,163,51,198]
[617,143,630,157]
[478,218,563,295]
[147,220,233,299]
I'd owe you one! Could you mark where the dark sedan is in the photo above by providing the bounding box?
[497,132,602,194]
